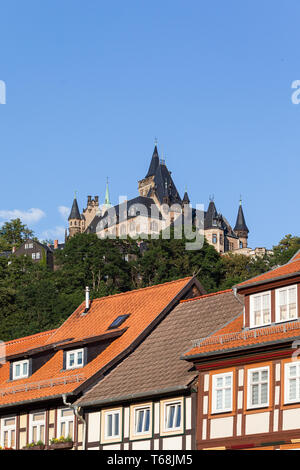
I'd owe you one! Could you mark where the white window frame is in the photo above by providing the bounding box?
[66,348,84,370]
[247,366,270,409]
[284,361,300,404]
[12,359,29,380]
[249,291,271,328]
[160,397,184,436]
[57,408,74,439]
[130,403,152,440]
[101,408,122,444]
[275,285,298,323]
[29,411,46,444]
[0,417,16,449]
[211,371,233,414]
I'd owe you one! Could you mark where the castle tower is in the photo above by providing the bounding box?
[103,178,112,212]
[68,196,82,238]
[234,199,249,248]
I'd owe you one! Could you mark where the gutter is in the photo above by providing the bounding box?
[235,271,300,292]
[0,392,75,409]
[62,394,87,451]
[77,385,191,408]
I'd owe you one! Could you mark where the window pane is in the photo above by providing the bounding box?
[4,418,15,426]
[33,426,37,443]
[68,421,74,439]
[289,378,297,400]
[261,370,268,382]
[77,351,83,365]
[175,405,181,428]
[224,388,231,409]
[61,409,73,417]
[32,413,44,422]
[144,409,150,432]
[216,390,223,410]
[15,364,20,377]
[11,430,15,448]
[137,410,144,433]
[4,431,8,447]
[216,377,223,388]
[60,422,65,437]
[69,354,75,367]
[251,384,259,405]
[260,383,268,404]
[225,375,231,386]
[107,414,113,437]
[252,372,259,383]
[114,413,119,436]
[23,362,28,376]
[168,405,175,428]
[40,425,45,442]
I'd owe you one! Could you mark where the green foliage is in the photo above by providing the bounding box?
[0,218,298,342]
[0,219,34,251]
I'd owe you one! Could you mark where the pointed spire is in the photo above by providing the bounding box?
[234,198,249,233]
[68,195,81,220]
[182,186,190,205]
[145,141,159,178]
[104,178,112,209]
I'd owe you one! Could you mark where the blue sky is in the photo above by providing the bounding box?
[0,0,299,247]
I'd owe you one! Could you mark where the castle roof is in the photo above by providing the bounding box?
[68,198,81,221]
[234,201,249,233]
[145,145,160,178]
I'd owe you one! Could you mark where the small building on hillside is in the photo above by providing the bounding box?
[13,239,54,270]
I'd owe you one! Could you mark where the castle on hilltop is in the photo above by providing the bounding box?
[67,144,249,254]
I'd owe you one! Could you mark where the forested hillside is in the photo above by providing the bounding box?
[0,219,299,341]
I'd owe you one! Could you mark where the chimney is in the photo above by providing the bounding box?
[54,239,58,250]
[85,286,90,311]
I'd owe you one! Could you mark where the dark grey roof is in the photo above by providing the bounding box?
[234,203,249,233]
[87,196,163,233]
[153,162,182,206]
[76,291,243,406]
[68,198,81,221]
[182,191,190,204]
[145,145,159,178]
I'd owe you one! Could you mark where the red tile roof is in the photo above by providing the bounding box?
[0,277,193,406]
[184,314,300,358]
[237,250,300,289]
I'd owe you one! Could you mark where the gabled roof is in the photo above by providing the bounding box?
[76,289,242,407]
[68,198,81,220]
[0,277,196,407]
[236,250,300,290]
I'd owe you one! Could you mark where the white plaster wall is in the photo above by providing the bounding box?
[203,396,208,415]
[102,444,122,450]
[87,412,100,443]
[124,407,130,439]
[154,403,160,434]
[245,412,270,435]
[124,443,129,450]
[276,363,281,382]
[154,439,159,450]
[236,414,242,436]
[238,369,244,387]
[273,409,279,432]
[162,436,183,450]
[202,419,207,440]
[204,375,209,392]
[185,435,192,450]
[283,408,300,431]
[210,417,234,439]
[275,386,280,406]
[185,397,192,430]
[132,440,151,450]
[238,391,243,410]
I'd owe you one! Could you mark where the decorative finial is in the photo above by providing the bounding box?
[154,137,158,147]
[74,190,77,199]
[239,194,242,206]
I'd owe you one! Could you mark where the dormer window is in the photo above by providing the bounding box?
[276,285,297,323]
[66,349,84,370]
[250,291,271,328]
[12,360,29,380]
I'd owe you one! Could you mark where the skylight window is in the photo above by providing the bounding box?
[107,314,130,330]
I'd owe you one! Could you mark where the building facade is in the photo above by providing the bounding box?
[0,277,203,450]
[184,250,300,450]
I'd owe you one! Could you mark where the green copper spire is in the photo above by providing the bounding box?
[104,178,112,208]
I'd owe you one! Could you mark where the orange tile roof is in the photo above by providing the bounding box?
[237,251,300,289]
[184,314,300,358]
[0,277,193,406]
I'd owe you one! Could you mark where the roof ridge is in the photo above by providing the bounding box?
[180,289,232,304]
[5,329,57,347]
[90,276,194,303]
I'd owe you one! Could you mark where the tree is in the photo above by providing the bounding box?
[270,235,300,266]
[0,219,34,251]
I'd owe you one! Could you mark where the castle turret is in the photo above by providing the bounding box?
[68,196,81,238]
[234,199,249,248]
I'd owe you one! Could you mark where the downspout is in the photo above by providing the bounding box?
[62,394,87,450]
